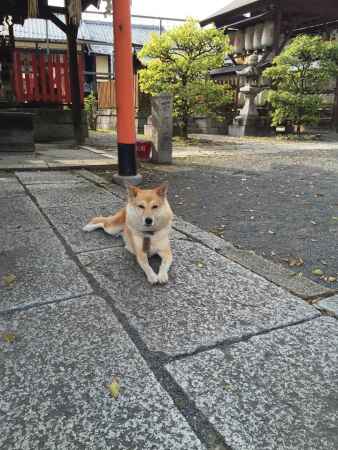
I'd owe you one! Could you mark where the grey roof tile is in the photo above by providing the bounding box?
[13,18,161,51]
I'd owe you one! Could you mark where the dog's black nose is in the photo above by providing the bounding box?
[145,217,153,226]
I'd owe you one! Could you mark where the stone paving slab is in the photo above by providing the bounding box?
[167,317,338,450]
[0,295,205,450]
[36,148,108,160]
[0,228,92,313]
[45,203,125,253]
[173,217,335,300]
[0,177,25,198]
[0,227,66,257]
[26,182,115,208]
[78,240,318,356]
[15,170,87,185]
[47,159,116,168]
[0,160,49,170]
[0,196,48,232]
[316,295,338,317]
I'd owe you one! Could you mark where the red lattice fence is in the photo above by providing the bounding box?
[12,49,84,105]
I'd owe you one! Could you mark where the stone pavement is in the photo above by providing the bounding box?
[0,142,117,170]
[1,171,338,450]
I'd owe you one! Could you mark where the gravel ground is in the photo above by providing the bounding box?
[95,132,338,289]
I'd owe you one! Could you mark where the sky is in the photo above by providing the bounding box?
[129,0,229,20]
[49,0,230,21]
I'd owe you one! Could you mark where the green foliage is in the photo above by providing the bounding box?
[84,92,97,130]
[263,35,338,133]
[138,19,233,136]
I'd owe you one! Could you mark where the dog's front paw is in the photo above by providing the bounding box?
[147,272,158,285]
[157,271,169,284]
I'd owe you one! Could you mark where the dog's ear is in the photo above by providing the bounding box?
[126,183,139,198]
[155,182,168,198]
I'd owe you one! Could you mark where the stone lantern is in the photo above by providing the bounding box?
[228,19,275,137]
[229,53,264,136]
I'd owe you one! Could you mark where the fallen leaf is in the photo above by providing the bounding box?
[209,227,224,236]
[1,332,16,344]
[195,260,205,268]
[289,271,303,278]
[322,275,337,283]
[2,274,16,288]
[288,257,304,267]
[107,377,120,399]
[312,268,324,277]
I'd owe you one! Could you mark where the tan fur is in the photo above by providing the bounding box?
[83,183,173,284]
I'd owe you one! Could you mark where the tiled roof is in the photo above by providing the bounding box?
[13,18,161,53]
[201,0,260,25]
[13,18,89,42]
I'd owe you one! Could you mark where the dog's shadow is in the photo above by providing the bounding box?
[148,254,162,274]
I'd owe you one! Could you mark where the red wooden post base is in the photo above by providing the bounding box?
[113,0,138,177]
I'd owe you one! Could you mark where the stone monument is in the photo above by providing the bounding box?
[150,93,173,164]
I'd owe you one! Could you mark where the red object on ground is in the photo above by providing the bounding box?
[136,140,152,161]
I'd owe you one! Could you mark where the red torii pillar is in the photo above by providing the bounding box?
[112,0,141,184]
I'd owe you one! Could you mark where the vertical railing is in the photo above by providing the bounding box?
[12,49,84,105]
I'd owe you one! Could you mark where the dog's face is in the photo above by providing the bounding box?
[126,182,172,231]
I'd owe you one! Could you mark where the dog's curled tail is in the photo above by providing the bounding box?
[83,208,126,236]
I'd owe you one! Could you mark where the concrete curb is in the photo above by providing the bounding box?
[172,217,337,301]
[79,145,118,160]
[77,169,337,302]
[0,160,117,171]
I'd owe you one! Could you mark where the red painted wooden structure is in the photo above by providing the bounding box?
[12,49,84,105]
[113,0,138,177]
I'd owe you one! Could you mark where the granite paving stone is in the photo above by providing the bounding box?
[44,203,124,253]
[316,295,338,317]
[167,317,338,450]
[15,170,87,185]
[0,228,92,312]
[78,240,319,356]
[26,182,116,208]
[0,295,205,450]
[0,196,49,232]
[0,177,25,198]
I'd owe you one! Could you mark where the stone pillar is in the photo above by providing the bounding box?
[151,93,173,164]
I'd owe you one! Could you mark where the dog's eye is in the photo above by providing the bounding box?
[152,205,158,209]
[138,204,145,209]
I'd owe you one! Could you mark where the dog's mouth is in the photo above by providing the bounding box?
[142,225,154,232]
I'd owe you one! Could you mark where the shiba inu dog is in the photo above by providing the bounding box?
[83,183,173,284]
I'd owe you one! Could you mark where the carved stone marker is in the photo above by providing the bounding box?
[151,93,173,164]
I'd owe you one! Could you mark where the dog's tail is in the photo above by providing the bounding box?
[83,208,126,236]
